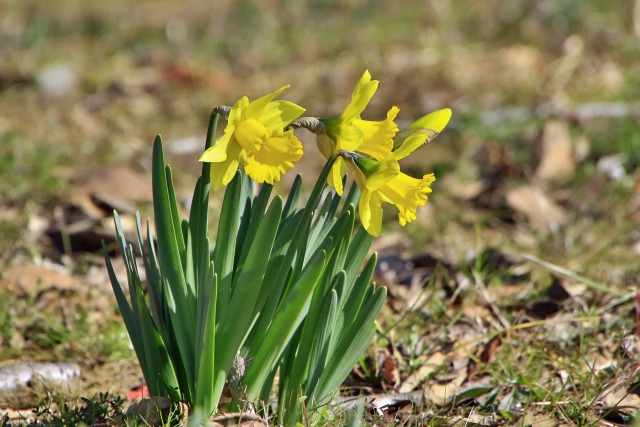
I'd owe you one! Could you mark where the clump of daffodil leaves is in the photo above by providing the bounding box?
[103,71,451,425]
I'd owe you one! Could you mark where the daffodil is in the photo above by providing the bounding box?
[199,86,305,189]
[341,152,435,236]
[344,109,451,235]
[318,71,399,195]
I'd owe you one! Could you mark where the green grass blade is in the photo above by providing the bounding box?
[242,210,306,352]
[308,287,340,386]
[523,254,625,297]
[285,284,340,424]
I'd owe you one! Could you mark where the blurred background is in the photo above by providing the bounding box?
[2,0,639,263]
[1,0,640,410]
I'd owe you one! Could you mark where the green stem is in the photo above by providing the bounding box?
[200,110,219,185]
[303,153,339,218]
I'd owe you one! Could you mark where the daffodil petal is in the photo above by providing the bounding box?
[393,108,452,159]
[359,189,372,229]
[364,157,400,190]
[359,189,382,236]
[211,139,244,190]
[328,159,346,196]
[210,156,240,191]
[199,130,232,163]
[244,130,303,184]
[228,96,249,125]
[392,131,429,160]
[379,172,435,226]
[340,70,379,122]
[257,100,306,131]
[316,133,336,159]
[354,106,399,160]
[331,124,363,152]
[244,85,290,117]
[407,108,452,132]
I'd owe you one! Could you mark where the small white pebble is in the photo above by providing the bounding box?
[37,63,77,96]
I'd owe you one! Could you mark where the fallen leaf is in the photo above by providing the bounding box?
[506,184,567,231]
[377,347,400,388]
[399,322,483,406]
[536,120,576,183]
[470,337,502,378]
[602,387,640,409]
[520,410,561,427]
[442,174,486,201]
[68,165,152,218]
[424,368,467,406]
[482,284,527,303]
[37,63,77,96]
[398,351,447,393]
[211,412,268,427]
[1,262,82,298]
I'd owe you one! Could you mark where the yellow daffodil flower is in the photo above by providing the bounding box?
[341,152,435,236]
[318,71,399,195]
[199,86,305,189]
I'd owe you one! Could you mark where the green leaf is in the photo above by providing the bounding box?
[152,136,196,392]
[103,211,180,398]
[236,182,273,272]
[135,213,163,332]
[165,166,187,271]
[194,266,218,415]
[215,196,283,385]
[126,244,180,398]
[282,174,302,221]
[244,248,328,398]
[315,286,386,403]
[212,171,243,320]
[340,183,361,214]
[343,227,375,285]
